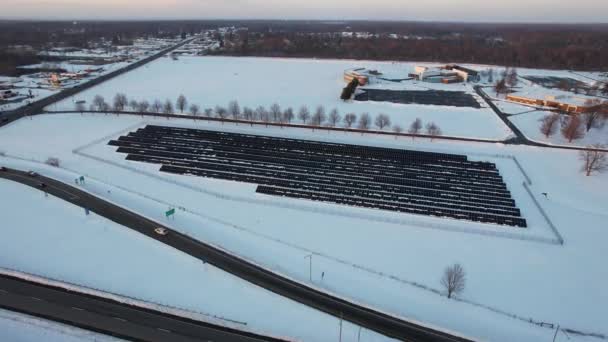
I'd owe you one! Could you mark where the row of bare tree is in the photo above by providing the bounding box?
[81,94,445,138]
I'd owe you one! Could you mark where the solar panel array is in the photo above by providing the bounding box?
[108,125,527,228]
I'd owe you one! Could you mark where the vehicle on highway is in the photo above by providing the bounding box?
[38,182,47,189]
[154,227,168,236]
[27,171,38,177]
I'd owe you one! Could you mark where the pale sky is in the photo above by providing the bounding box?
[2,0,607,23]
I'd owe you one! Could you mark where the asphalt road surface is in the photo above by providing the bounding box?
[0,168,474,342]
[0,274,288,342]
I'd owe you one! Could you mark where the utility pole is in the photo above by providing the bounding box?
[339,312,343,342]
[357,326,362,342]
[552,324,560,342]
[304,254,313,282]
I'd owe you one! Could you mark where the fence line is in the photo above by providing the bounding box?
[74,147,562,246]
[512,157,532,185]
[523,182,564,245]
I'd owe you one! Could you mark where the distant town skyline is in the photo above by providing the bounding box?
[1,0,607,23]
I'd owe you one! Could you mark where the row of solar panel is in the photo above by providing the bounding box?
[255,186,526,228]
[128,129,501,177]
[153,162,521,217]
[115,142,506,191]
[121,151,515,202]
[117,132,506,185]
[110,126,525,227]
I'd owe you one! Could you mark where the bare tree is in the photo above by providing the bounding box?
[358,113,371,130]
[204,108,213,117]
[441,263,466,299]
[129,99,139,111]
[506,68,518,88]
[228,100,241,120]
[392,124,403,137]
[137,100,150,114]
[163,99,174,114]
[581,99,605,132]
[75,102,86,113]
[343,113,357,128]
[494,79,507,97]
[408,118,423,136]
[243,107,255,126]
[100,101,111,112]
[374,113,391,130]
[176,94,188,113]
[215,106,228,121]
[561,115,585,142]
[283,107,295,124]
[243,107,254,120]
[270,103,282,122]
[151,99,163,113]
[113,93,128,111]
[92,95,105,111]
[311,106,327,127]
[298,106,310,124]
[328,108,341,127]
[579,144,608,176]
[257,106,271,126]
[539,114,560,138]
[189,104,200,116]
[426,122,442,141]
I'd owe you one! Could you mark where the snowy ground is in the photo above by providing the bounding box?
[51,56,513,140]
[0,175,393,342]
[1,113,607,341]
[0,309,123,342]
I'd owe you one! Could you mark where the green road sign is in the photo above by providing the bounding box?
[165,208,175,217]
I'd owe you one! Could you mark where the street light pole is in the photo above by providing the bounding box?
[304,254,312,282]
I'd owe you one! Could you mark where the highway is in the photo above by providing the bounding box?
[0,168,474,342]
[0,274,288,342]
[0,37,194,128]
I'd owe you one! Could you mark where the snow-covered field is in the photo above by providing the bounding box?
[0,309,122,342]
[1,113,607,341]
[51,56,513,140]
[0,175,393,342]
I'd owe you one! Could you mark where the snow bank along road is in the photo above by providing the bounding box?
[0,167,473,342]
[0,37,194,125]
[0,274,286,342]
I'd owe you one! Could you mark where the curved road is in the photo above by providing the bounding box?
[0,167,474,342]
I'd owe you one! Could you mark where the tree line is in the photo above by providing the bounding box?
[80,93,444,139]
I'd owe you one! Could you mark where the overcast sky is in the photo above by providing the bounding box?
[2,0,607,23]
